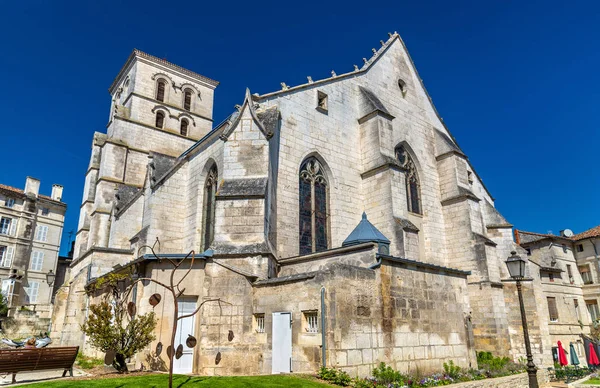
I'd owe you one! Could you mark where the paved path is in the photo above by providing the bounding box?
[0,368,87,386]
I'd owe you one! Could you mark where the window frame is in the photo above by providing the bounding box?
[30,250,44,271]
[303,310,319,333]
[183,89,193,111]
[396,145,422,215]
[547,296,559,322]
[0,217,11,235]
[254,313,265,333]
[156,79,167,102]
[5,198,14,208]
[26,281,40,304]
[202,166,218,251]
[180,118,189,136]
[298,157,329,255]
[35,225,48,242]
[155,111,165,128]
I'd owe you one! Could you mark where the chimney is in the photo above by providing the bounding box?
[51,184,64,201]
[25,177,40,197]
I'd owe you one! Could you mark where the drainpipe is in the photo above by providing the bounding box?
[321,287,326,367]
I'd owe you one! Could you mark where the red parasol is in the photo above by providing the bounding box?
[558,341,568,366]
[589,342,600,366]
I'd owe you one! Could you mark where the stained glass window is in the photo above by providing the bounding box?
[299,157,328,254]
[396,145,422,215]
[203,166,218,251]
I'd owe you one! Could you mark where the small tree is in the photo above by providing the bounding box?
[81,276,157,373]
[0,293,8,317]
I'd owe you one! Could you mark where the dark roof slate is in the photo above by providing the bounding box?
[343,212,390,246]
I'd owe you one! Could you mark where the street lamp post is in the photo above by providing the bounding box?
[506,251,539,388]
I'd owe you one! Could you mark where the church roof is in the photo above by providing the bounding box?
[342,212,390,247]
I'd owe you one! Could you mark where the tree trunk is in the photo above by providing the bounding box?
[113,353,129,373]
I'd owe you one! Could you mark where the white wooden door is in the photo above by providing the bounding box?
[272,312,292,373]
[173,297,197,374]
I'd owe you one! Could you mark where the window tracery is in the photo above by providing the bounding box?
[299,158,328,255]
[203,166,218,251]
[396,145,421,215]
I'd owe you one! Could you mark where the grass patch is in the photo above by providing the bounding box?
[75,352,105,369]
[26,374,332,387]
[584,377,600,385]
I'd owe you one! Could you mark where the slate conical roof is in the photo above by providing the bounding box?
[342,212,390,247]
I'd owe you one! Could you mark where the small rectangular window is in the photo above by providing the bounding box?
[580,265,593,284]
[41,208,49,216]
[254,314,265,333]
[5,198,14,208]
[303,311,319,333]
[316,91,328,112]
[549,273,554,282]
[577,244,584,252]
[0,217,11,235]
[587,300,600,322]
[525,248,531,256]
[567,264,574,284]
[547,297,559,322]
[575,299,581,321]
[467,171,473,184]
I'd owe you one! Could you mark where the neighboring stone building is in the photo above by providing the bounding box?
[570,226,600,325]
[52,33,557,377]
[515,229,592,365]
[0,177,66,334]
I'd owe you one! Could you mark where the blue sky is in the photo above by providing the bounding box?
[1,1,598,255]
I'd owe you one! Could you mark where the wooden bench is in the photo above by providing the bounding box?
[0,346,79,384]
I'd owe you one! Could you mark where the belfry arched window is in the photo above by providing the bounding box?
[183,89,192,111]
[156,80,166,102]
[202,166,218,251]
[396,145,422,215]
[299,157,328,255]
[180,119,189,136]
[155,111,165,128]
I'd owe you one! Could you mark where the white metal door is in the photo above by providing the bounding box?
[173,297,197,374]
[272,312,292,373]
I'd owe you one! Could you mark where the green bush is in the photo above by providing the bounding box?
[371,362,406,385]
[318,366,352,386]
[442,360,461,379]
[0,293,8,317]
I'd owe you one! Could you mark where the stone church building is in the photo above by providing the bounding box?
[52,32,559,376]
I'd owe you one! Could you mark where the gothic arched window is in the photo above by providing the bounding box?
[156,80,166,102]
[299,157,328,255]
[183,89,192,111]
[155,111,165,128]
[203,166,218,251]
[180,119,189,136]
[396,145,422,215]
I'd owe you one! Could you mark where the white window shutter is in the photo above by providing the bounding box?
[5,247,13,267]
[9,219,16,236]
[38,252,44,271]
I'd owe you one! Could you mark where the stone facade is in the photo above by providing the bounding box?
[52,33,563,376]
[0,177,66,335]
[516,226,600,366]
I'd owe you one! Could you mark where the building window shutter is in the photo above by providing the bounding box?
[9,219,17,236]
[5,247,13,267]
[26,281,39,304]
[547,297,559,322]
[30,251,43,271]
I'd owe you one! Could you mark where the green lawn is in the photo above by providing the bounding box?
[584,377,600,385]
[26,374,332,387]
